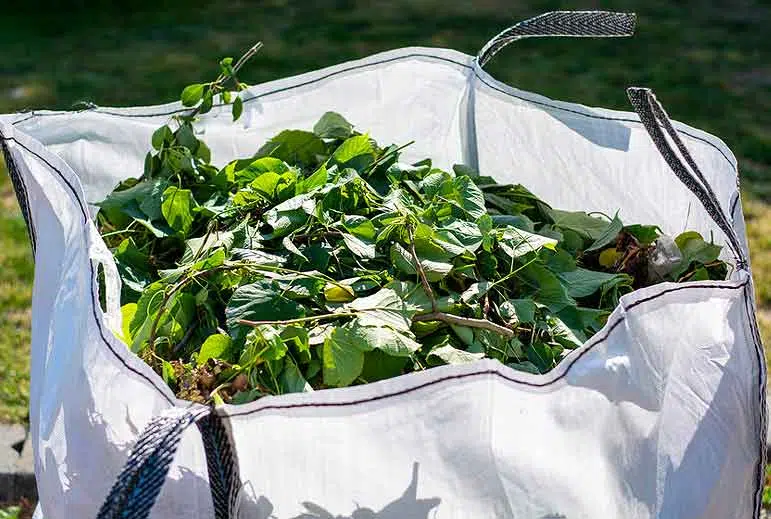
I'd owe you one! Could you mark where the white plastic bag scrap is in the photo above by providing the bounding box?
[0,10,765,519]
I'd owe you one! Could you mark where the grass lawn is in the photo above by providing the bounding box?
[0,0,768,423]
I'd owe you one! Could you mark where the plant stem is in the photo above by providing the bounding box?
[407,224,438,313]
[238,312,359,327]
[413,312,515,338]
[240,309,516,339]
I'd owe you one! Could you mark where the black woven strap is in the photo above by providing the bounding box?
[197,411,242,519]
[0,134,37,254]
[476,11,636,67]
[96,406,241,519]
[626,87,747,270]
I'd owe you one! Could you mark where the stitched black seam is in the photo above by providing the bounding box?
[9,52,737,172]
[0,137,38,253]
[0,137,88,224]
[88,258,175,404]
[742,283,766,519]
[10,114,35,126]
[731,191,741,220]
[225,280,749,418]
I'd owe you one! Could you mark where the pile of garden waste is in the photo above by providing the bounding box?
[96,53,728,405]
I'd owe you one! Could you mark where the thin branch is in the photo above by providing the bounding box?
[407,224,437,313]
[413,312,515,338]
[238,312,358,327]
[240,308,517,339]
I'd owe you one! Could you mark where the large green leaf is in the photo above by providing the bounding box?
[257,130,326,167]
[550,209,611,241]
[313,111,354,140]
[322,322,373,387]
[585,213,623,252]
[161,186,195,235]
[345,287,417,332]
[558,268,632,298]
[113,238,153,298]
[225,281,305,345]
[498,227,557,258]
[519,262,575,313]
[196,334,232,366]
[390,242,453,282]
[427,343,485,365]
[341,233,376,259]
[281,357,313,393]
[672,231,723,278]
[438,175,486,220]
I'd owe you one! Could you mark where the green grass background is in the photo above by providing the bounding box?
[0,0,769,422]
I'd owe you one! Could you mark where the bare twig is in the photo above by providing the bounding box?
[238,312,358,328]
[407,224,438,313]
[413,312,515,338]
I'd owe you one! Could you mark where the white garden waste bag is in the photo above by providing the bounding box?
[0,11,765,519]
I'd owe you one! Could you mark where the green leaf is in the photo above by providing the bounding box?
[674,231,723,277]
[341,233,376,259]
[175,124,199,152]
[324,283,356,303]
[162,360,176,385]
[558,268,632,298]
[453,164,479,178]
[341,215,377,240]
[460,281,493,304]
[182,230,234,264]
[197,334,232,366]
[297,164,328,194]
[624,224,660,246]
[360,349,408,382]
[550,210,611,241]
[345,287,417,332]
[390,242,452,282]
[235,157,291,185]
[232,96,243,121]
[439,219,483,253]
[525,341,555,372]
[263,193,314,238]
[322,323,373,387]
[219,57,234,76]
[509,361,541,375]
[119,303,137,344]
[438,176,487,220]
[281,356,313,393]
[498,227,557,258]
[128,282,167,352]
[313,111,354,139]
[548,314,584,349]
[225,281,305,345]
[161,186,195,235]
[181,84,205,107]
[585,213,623,252]
[499,299,536,324]
[151,125,173,150]
[332,135,375,167]
[427,343,485,365]
[113,238,153,296]
[519,262,575,313]
[200,90,214,114]
[257,130,326,167]
[351,322,421,356]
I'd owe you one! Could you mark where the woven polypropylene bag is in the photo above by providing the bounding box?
[0,11,765,519]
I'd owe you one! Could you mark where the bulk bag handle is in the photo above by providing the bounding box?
[95,407,241,519]
[476,11,636,67]
[626,87,748,270]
